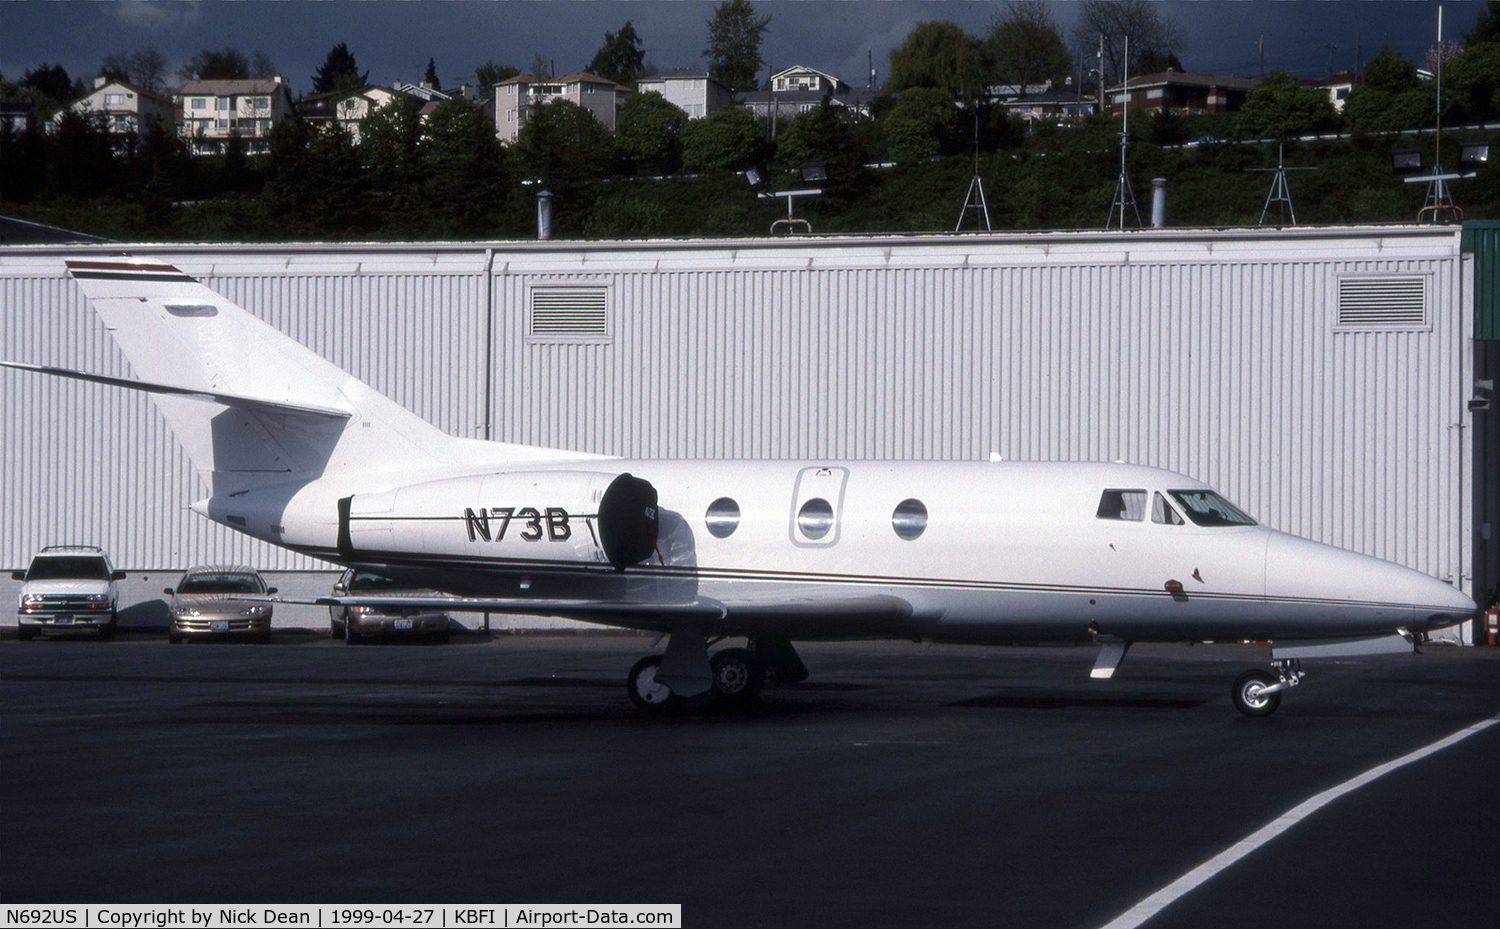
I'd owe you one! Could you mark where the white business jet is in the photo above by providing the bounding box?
[2,259,1476,716]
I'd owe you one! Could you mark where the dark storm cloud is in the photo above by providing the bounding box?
[0,1,1481,95]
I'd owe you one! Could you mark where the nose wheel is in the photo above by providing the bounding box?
[627,655,679,712]
[1232,659,1303,717]
[626,644,773,712]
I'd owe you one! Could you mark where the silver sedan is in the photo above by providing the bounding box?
[165,566,276,643]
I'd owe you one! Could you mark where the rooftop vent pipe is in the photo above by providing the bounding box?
[536,189,557,240]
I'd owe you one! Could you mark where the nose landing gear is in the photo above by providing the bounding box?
[1232,659,1303,717]
[626,637,804,712]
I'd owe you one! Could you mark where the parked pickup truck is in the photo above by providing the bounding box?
[13,545,125,640]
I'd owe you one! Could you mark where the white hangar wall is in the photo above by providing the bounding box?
[0,228,1476,610]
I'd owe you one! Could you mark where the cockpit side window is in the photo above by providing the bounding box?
[1168,490,1258,527]
[1151,492,1184,525]
[1096,489,1147,521]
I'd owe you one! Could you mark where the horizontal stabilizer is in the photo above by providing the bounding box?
[0,361,352,419]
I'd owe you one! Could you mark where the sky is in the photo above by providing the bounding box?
[0,0,1482,98]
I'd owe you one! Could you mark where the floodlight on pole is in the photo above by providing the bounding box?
[799,161,828,183]
[1458,140,1489,173]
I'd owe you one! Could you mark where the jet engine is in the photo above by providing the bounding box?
[337,471,658,570]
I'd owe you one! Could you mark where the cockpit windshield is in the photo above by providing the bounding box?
[1167,491,1257,527]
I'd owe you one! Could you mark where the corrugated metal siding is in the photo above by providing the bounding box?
[0,231,1474,595]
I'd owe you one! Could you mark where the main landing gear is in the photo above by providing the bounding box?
[626,636,807,713]
[1232,659,1303,717]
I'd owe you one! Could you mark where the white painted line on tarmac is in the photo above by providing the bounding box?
[1097,710,1500,929]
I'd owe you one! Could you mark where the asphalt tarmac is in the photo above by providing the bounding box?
[3,633,1497,929]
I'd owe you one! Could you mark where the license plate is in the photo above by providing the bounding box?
[394,619,414,631]
[210,620,229,632]
[53,615,74,625]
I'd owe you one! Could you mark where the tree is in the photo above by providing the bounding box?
[773,100,868,190]
[704,0,771,93]
[512,99,611,193]
[419,99,508,235]
[1440,42,1500,124]
[424,58,441,90]
[589,21,646,86]
[680,104,765,170]
[22,63,77,103]
[1466,0,1500,46]
[360,94,424,190]
[250,51,278,81]
[179,48,251,82]
[130,49,168,94]
[1235,70,1338,139]
[987,0,1070,92]
[1071,0,1185,85]
[1344,48,1432,134]
[476,62,520,87]
[311,43,367,94]
[882,87,962,164]
[885,21,993,99]
[614,91,687,174]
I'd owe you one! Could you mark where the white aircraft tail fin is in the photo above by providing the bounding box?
[51,258,574,495]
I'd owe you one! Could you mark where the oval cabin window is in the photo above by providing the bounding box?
[705,497,741,538]
[892,499,928,540]
[797,498,834,540]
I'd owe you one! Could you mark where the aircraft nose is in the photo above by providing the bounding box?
[1263,532,1475,634]
[1406,571,1477,633]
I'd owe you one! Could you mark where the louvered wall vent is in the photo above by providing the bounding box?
[1336,276,1427,329]
[529,286,609,340]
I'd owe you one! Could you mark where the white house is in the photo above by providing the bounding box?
[634,70,733,119]
[298,85,412,143]
[60,77,176,140]
[178,77,295,155]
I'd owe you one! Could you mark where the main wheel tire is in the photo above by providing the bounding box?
[627,655,677,713]
[1232,670,1282,717]
[709,648,764,705]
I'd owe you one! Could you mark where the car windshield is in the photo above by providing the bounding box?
[27,556,110,581]
[178,572,265,594]
[1168,490,1258,527]
[349,572,404,591]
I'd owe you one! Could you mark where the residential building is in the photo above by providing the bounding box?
[738,65,877,123]
[1307,71,1357,114]
[1001,88,1099,127]
[394,81,452,102]
[769,65,846,94]
[0,100,35,134]
[178,77,295,155]
[1106,71,1257,116]
[59,77,175,141]
[298,85,412,143]
[634,70,733,119]
[494,72,631,143]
